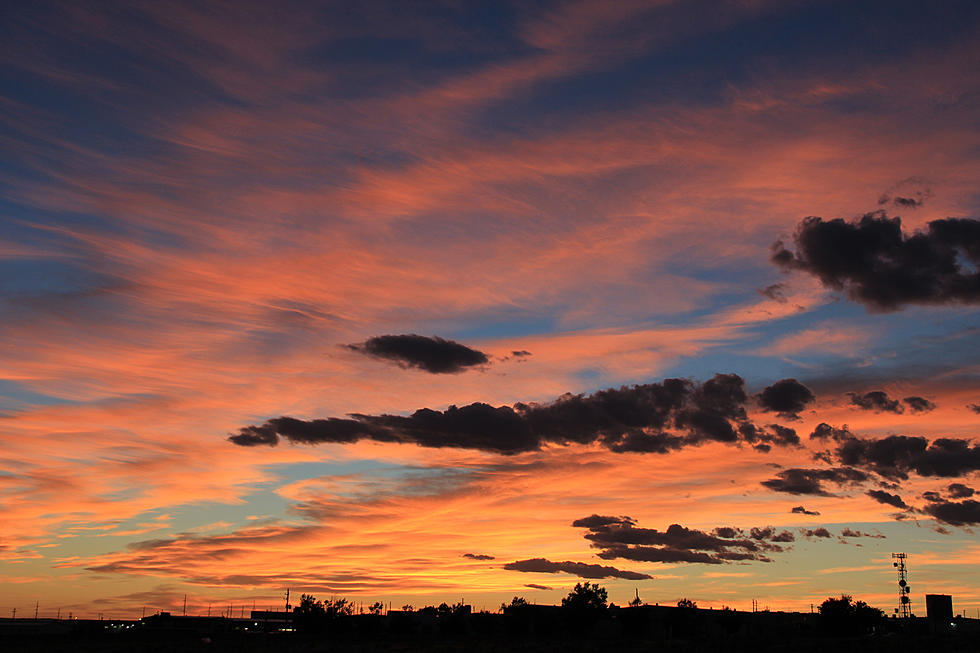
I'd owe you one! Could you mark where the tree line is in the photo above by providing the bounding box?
[294,583,886,637]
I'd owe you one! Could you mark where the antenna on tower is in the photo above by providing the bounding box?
[891,553,911,618]
[284,589,291,613]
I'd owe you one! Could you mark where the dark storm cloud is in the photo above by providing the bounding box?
[771,213,980,311]
[756,379,815,420]
[849,390,903,413]
[605,431,686,454]
[968,404,980,414]
[893,197,925,208]
[791,506,821,516]
[767,424,800,446]
[524,583,552,590]
[836,435,980,479]
[230,406,536,454]
[574,517,793,565]
[879,186,933,209]
[231,424,281,446]
[903,396,936,413]
[758,283,787,303]
[947,483,976,499]
[497,350,533,362]
[810,423,853,442]
[596,546,734,564]
[503,558,651,580]
[800,527,832,538]
[462,553,495,560]
[734,422,802,452]
[345,334,490,373]
[232,373,796,456]
[571,515,636,529]
[760,467,869,496]
[748,526,795,543]
[839,528,885,539]
[866,490,909,509]
[922,499,980,527]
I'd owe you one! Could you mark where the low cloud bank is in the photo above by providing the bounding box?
[231,374,811,455]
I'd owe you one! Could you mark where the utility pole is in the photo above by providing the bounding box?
[34,601,38,620]
[57,608,61,620]
[183,595,187,616]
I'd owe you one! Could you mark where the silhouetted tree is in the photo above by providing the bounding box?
[562,583,608,634]
[297,594,322,612]
[677,598,697,609]
[562,582,608,611]
[818,594,884,635]
[502,596,529,611]
[401,604,414,612]
[292,594,355,634]
[293,594,326,633]
[368,601,384,615]
[326,597,354,617]
[417,602,467,617]
[502,595,538,638]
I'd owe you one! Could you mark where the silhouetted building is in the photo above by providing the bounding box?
[925,594,953,633]
[249,610,294,632]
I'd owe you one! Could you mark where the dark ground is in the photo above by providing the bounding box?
[3,608,978,652]
[3,631,980,653]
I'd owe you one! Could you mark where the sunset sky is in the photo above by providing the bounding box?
[2,0,980,619]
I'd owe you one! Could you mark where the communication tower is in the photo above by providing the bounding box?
[892,553,911,618]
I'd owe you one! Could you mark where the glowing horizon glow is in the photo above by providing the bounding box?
[1,0,979,620]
